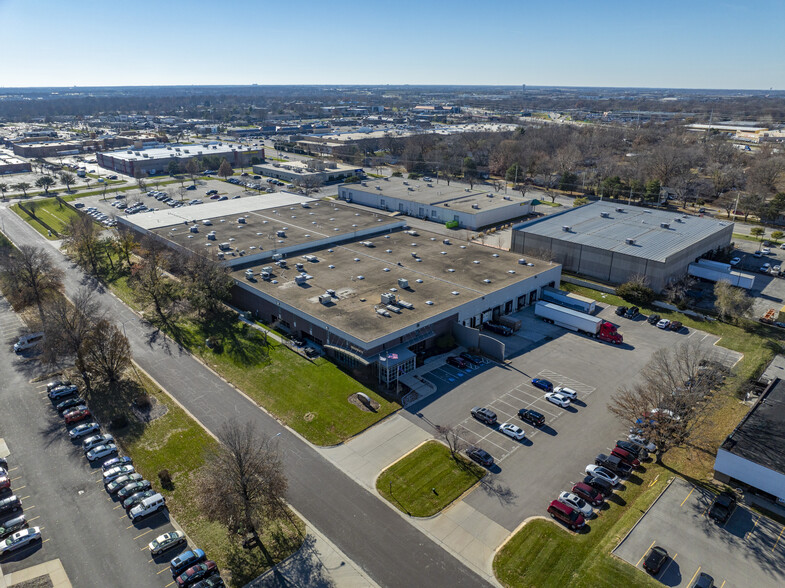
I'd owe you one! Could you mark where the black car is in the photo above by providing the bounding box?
[471,407,497,425]
[643,545,668,575]
[615,306,628,316]
[647,314,661,325]
[192,576,224,588]
[0,495,21,516]
[446,356,469,370]
[624,306,640,319]
[582,474,613,497]
[123,489,157,511]
[708,491,736,524]
[615,440,648,460]
[465,446,494,467]
[518,408,545,427]
[56,397,84,413]
[595,453,632,477]
[690,572,714,588]
[117,480,152,500]
[460,352,483,365]
[484,322,513,336]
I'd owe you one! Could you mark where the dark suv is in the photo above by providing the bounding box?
[518,408,545,427]
[471,407,497,425]
[571,482,605,507]
[615,306,628,316]
[0,495,21,516]
[582,474,613,497]
[484,322,512,336]
[708,491,736,524]
[624,306,640,319]
[465,447,494,468]
[643,545,668,575]
[615,440,648,460]
[595,454,632,477]
[647,314,661,325]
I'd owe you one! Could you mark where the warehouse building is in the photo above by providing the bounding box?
[511,202,733,291]
[714,378,785,504]
[0,149,31,174]
[118,194,560,384]
[338,177,533,230]
[252,160,362,185]
[97,143,264,176]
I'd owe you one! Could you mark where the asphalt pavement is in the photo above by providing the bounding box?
[0,205,489,588]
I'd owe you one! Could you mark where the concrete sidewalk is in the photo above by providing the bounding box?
[317,415,507,586]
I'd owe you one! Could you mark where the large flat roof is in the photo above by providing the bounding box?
[101,143,262,162]
[230,228,554,344]
[721,378,785,475]
[513,201,733,262]
[345,177,533,214]
[253,160,359,176]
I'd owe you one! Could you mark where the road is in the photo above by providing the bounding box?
[0,206,488,588]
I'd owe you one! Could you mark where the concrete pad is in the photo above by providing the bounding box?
[418,514,461,541]
[3,559,71,588]
[0,438,9,459]
[442,525,477,554]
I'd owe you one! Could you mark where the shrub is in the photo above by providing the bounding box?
[158,469,174,490]
[391,171,403,177]
[616,279,655,306]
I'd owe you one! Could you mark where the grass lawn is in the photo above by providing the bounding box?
[87,369,304,587]
[732,232,765,243]
[172,318,398,446]
[535,200,562,207]
[376,441,486,517]
[494,464,666,588]
[11,197,83,238]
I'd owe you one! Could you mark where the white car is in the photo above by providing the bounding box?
[656,319,671,329]
[729,257,741,266]
[628,433,657,453]
[86,443,118,462]
[585,464,620,486]
[148,530,186,556]
[499,423,525,440]
[82,434,115,453]
[545,392,571,408]
[103,464,135,483]
[68,422,100,439]
[0,527,41,554]
[553,385,578,400]
[558,491,594,518]
[762,247,771,255]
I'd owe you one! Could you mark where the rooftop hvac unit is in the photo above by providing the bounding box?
[261,271,271,280]
[207,233,216,241]
[326,289,336,297]
[261,266,272,273]
[443,238,451,245]
[276,259,287,268]
[386,305,401,314]
[361,241,374,247]
[660,222,670,229]
[503,195,511,200]
[376,186,382,190]
[244,269,254,280]
[376,308,391,317]
[238,217,246,224]
[518,258,527,264]
[189,226,198,233]
[272,253,283,261]
[304,255,317,262]
[301,202,309,208]
[562,225,571,232]
[616,207,625,213]
[295,262,304,271]
[397,299,414,309]
[411,252,418,258]
[381,292,396,305]
[600,212,610,218]
[319,294,332,305]
[277,230,286,237]
[219,242,232,250]
[398,278,409,289]
[295,275,307,285]
[625,238,636,245]
[472,203,480,209]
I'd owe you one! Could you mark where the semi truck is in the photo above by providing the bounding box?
[534,301,623,344]
[541,286,597,314]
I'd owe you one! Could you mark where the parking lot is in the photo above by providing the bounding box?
[728,238,785,318]
[614,477,785,587]
[405,304,741,531]
[0,298,189,587]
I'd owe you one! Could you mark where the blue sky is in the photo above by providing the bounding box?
[1,0,783,89]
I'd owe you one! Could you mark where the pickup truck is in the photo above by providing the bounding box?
[595,453,632,477]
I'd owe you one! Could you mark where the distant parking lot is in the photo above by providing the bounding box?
[614,477,785,587]
[730,239,785,318]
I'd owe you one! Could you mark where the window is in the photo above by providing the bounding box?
[380,199,385,207]
[431,210,437,217]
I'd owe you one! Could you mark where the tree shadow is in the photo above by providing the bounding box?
[227,520,308,587]
[478,476,518,506]
[606,493,627,507]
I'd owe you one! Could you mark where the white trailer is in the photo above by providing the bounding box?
[688,263,755,289]
[534,301,623,343]
[541,286,597,314]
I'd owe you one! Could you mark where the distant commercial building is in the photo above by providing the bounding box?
[714,378,785,503]
[252,160,362,185]
[511,201,733,291]
[0,149,31,175]
[97,143,264,176]
[13,141,84,158]
[338,177,533,230]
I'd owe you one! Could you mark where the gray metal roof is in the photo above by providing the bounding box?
[514,202,733,262]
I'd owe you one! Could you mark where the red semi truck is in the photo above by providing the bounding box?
[534,301,623,344]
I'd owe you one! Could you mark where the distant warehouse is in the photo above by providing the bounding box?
[97,143,264,176]
[338,177,533,230]
[511,202,733,291]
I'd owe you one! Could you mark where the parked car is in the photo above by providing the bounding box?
[615,440,648,460]
[104,464,135,483]
[101,456,132,472]
[191,575,224,588]
[628,433,657,453]
[48,384,78,400]
[547,500,585,530]
[206,189,218,196]
[610,446,641,468]
[106,474,143,494]
[0,476,10,491]
[708,491,737,524]
[123,489,157,512]
[176,561,218,587]
[761,263,771,273]
[557,491,593,518]
[484,322,513,336]
[656,319,671,329]
[729,257,741,266]
[69,422,100,439]
[0,527,41,554]
[87,444,118,462]
[186,185,196,190]
[117,480,152,500]
[460,352,483,365]
[518,408,545,427]
[762,247,772,255]
[46,379,71,392]
[0,515,27,540]
[170,549,207,577]
[585,464,620,486]
[669,320,683,331]
[465,446,494,468]
[63,407,91,424]
[470,407,497,425]
[571,482,605,506]
[647,314,661,325]
[531,378,553,392]
[499,423,525,440]
[624,306,640,319]
[690,572,714,588]
[56,397,84,413]
[446,356,469,369]
[545,392,570,408]
[582,474,613,497]
[643,545,668,574]
[553,385,577,400]
[83,434,115,453]
[149,531,186,557]
[0,495,21,516]
[595,453,632,477]
[614,306,627,316]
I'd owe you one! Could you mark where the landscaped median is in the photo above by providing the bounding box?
[493,465,666,588]
[376,441,486,517]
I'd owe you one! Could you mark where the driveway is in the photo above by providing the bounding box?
[614,477,785,587]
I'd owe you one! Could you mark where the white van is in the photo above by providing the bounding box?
[13,333,44,353]
[129,493,166,521]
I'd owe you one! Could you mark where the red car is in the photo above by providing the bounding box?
[176,561,218,587]
[571,482,605,507]
[446,356,469,369]
[611,446,641,468]
[0,476,10,491]
[64,407,91,424]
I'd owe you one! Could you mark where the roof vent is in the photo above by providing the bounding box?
[492,253,499,258]
[600,212,610,218]
[616,207,625,213]
[472,203,480,209]
[508,270,516,274]
[518,258,527,264]
[473,260,480,264]
[660,222,670,229]
[625,237,636,245]
[443,239,451,245]
[447,268,455,272]
[451,291,460,295]
[562,225,571,232]
[415,279,423,284]
[483,279,491,284]
[425,300,434,305]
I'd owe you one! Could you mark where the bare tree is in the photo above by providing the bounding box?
[62,215,102,275]
[218,158,233,181]
[115,229,137,271]
[197,420,288,566]
[177,252,233,319]
[83,319,131,384]
[293,175,323,196]
[185,158,201,187]
[608,341,721,462]
[0,245,64,324]
[129,238,181,325]
[435,425,466,459]
[714,281,753,322]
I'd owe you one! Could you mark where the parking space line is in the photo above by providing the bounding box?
[134,529,155,540]
[772,526,785,551]
[41,538,49,544]
[687,567,702,586]
[126,523,136,529]
[10,476,22,482]
[14,485,26,492]
[8,467,18,472]
[746,514,761,540]
[680,487,694,506]
[718,580,726,588]
[19,495,29,501]
[156,567,171,574]
[23,505,34,510]
[659,553,677,578]
[27,516,39,523]
[636,540,656,567]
